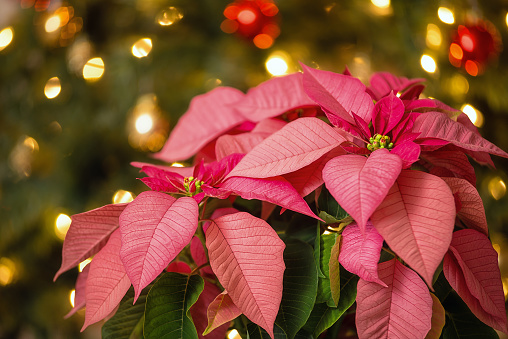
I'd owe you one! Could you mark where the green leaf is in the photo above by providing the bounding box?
[143,272,204,339]
[247,322,287,339]
[316,233,338,306]
[328,235,341,307]
[314,225,325,279]
[303,268,358,338]
[441,291,499,339]
[102,285,150,339]
[276,239,318,339]
[285,214,318,244]
[317,187,349,223]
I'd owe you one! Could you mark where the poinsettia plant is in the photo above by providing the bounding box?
[55,63,508,339]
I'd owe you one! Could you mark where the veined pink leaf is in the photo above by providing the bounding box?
[203,207,240,234]
[215,132,267,161]
[443,229,508,333]
[420,148,476,186]
[413,112,508,158]
[251,118,287,134]
[206,212,285,338]
[226,117,347,179]
[425,294,445,339]
[218,176,320,220]
[191,282,231,339]
[154,87,245,162]
[372,92,405,136]
[283,147,346,197]
[190,236,214,276]
[301,63,374,123]
[339,222,386,286]
[54,203,128,281]
[204,291,242,335]
[234,73,316,122]
[82,229,131,331]
[371,170,455,286]
[323,149,402,234]
[119,192,199,301]
[441,177,488,235]
[65,264,89,319]
[366,72,425,101]
[356,259,433,339]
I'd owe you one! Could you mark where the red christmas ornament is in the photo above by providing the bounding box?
[448,19,502,76]
[221,0,280,49]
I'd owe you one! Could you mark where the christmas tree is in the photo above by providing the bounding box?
[1,0,508,338]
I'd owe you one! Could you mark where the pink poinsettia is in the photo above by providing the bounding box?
[55,62,508,339]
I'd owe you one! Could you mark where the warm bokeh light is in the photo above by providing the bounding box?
[449,43,463,60]
[503,278,508,299]
[420,54,437,73]
[253,33,273,49]
[0,257,16,286]
[371,0,390,9]
[157,7,183,26]
[171,162,184,167]
[488,177,507,200]
[135,113,154,134]
[113,189,135,204]
[23,136,39,152]
[132,38,152,58]
[460,104,483,127]
[227,329,242,339]
[45,15,61,32]
[506,13,508,28]
[44,77,61,99]
[69,289,76,308]
[78,258,92,272]
[265,56,289,76]
[55,213,72,240]
[0,27,14,51]
[449,74,469,95]
[438,7,454,24]
[237,9,257,24]
[426,24,442,48]
[465,60,479,76]
[82,57,105,81]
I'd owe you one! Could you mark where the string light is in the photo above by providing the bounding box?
[426,24,442,48]
[265,52,290,76]
[460,104,483,127]
[82,57,105,81]
[438,7,454,24]
[113,190,135,204]
[420,54,437,73]
[157,7,183,26]
[44,77,61,99]
[488,177,506,200]
[371,0,390,9]
[69,289,76,308]
[132,38,152,58]
[227,329,242,339]
[55,213,72,240]
[135,113,154,134]
[78,258,92,272]
[0,27,14,52]
[0,257,16,286]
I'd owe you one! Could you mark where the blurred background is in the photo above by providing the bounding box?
[1,0,508,338]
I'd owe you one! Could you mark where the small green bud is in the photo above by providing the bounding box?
[388,142,394,149]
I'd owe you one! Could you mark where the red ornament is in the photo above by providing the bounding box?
[448,19,502,76]
[221,0,280,49]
